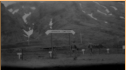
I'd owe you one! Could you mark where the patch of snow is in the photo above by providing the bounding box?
[88,13,98,20]
[32,23,34,25]
[31,7,36,10]
[119,2,125,5]
[93,1,101,5]
[120,16,125,19]
[93,1,110,13]
[111,6,118,10]
[23,27,33,45]
[79,3,86,13]
[22,12,31,24]
[108,13,113,16]
[22,6,24,8]
[97,10,107,15]
[82,10,86,13]
[23,27,33,38]
[104,21,108,24]
[8,8,13,12]
[104,7,110,13]
[49,18,53,29]
[79,3,83,9]
[12,9,19,14]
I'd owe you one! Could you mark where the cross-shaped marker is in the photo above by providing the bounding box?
[106,48,110,54]
[82,49,85,55]
[17,52,22,60]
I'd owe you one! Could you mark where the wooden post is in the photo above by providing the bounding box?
[82,49,85,55]
[106,48,110,54]
[17,53,22,60]
[27,37,29,45]
[122,45,125,54]
[49,51,53,58]
[21,49,23,60]
[80,33,83,44]
[51,33,53,51]
[69,33,71,51]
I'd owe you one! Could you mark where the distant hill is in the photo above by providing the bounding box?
[1,3,27,45]
[1,1,125,48]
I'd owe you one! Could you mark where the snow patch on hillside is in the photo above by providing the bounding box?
[22,12,31,24]
[8,8,13,12]
[97,10,107,15]
[111,6,118,11]
[120,16,125,19]
[104,21,108,24]
[22,6,24,8]
[8,8,19,14]
[88,13,98,20]
[31,7,36,10]
[93,1,110,13]
[12,9,19,14]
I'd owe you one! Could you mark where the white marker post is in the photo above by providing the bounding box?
[49,18,53,51]
[106,48,110,54]
[122,45,125,50]
[17,52,22,60]
[122,45,125,54]
[82,49,85,55]
[49,51,53,58]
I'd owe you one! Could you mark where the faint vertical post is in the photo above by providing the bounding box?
[28,37,29,45]
[80,33,83,44]
[51,33,53,52]
[106,48,110,54]
[49,18,53,58]
[69,33,71,51]
[82,49,85,55]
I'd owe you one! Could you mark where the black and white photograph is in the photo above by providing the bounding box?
[1,1,125,70]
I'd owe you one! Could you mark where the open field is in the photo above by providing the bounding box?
[2,47,125,68]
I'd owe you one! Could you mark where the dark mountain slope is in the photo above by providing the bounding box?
[1,3,27,45]
[2,1,125,48]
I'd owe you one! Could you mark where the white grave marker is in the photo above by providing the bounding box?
[49,51,53,57]
[82,49,85,55]
[122,45,125,54]
[122,45,125,50]
[106,48,110,54]
[17,52,22,59]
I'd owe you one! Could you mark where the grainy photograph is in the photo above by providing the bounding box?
[1,1,125,70]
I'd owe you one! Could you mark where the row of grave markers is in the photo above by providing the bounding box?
[17,47,125,60]
[16,30,125,60]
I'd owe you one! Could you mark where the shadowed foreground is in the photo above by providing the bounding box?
[1,64,125,70]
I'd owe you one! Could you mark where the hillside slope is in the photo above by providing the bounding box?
[1,1,125,48]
